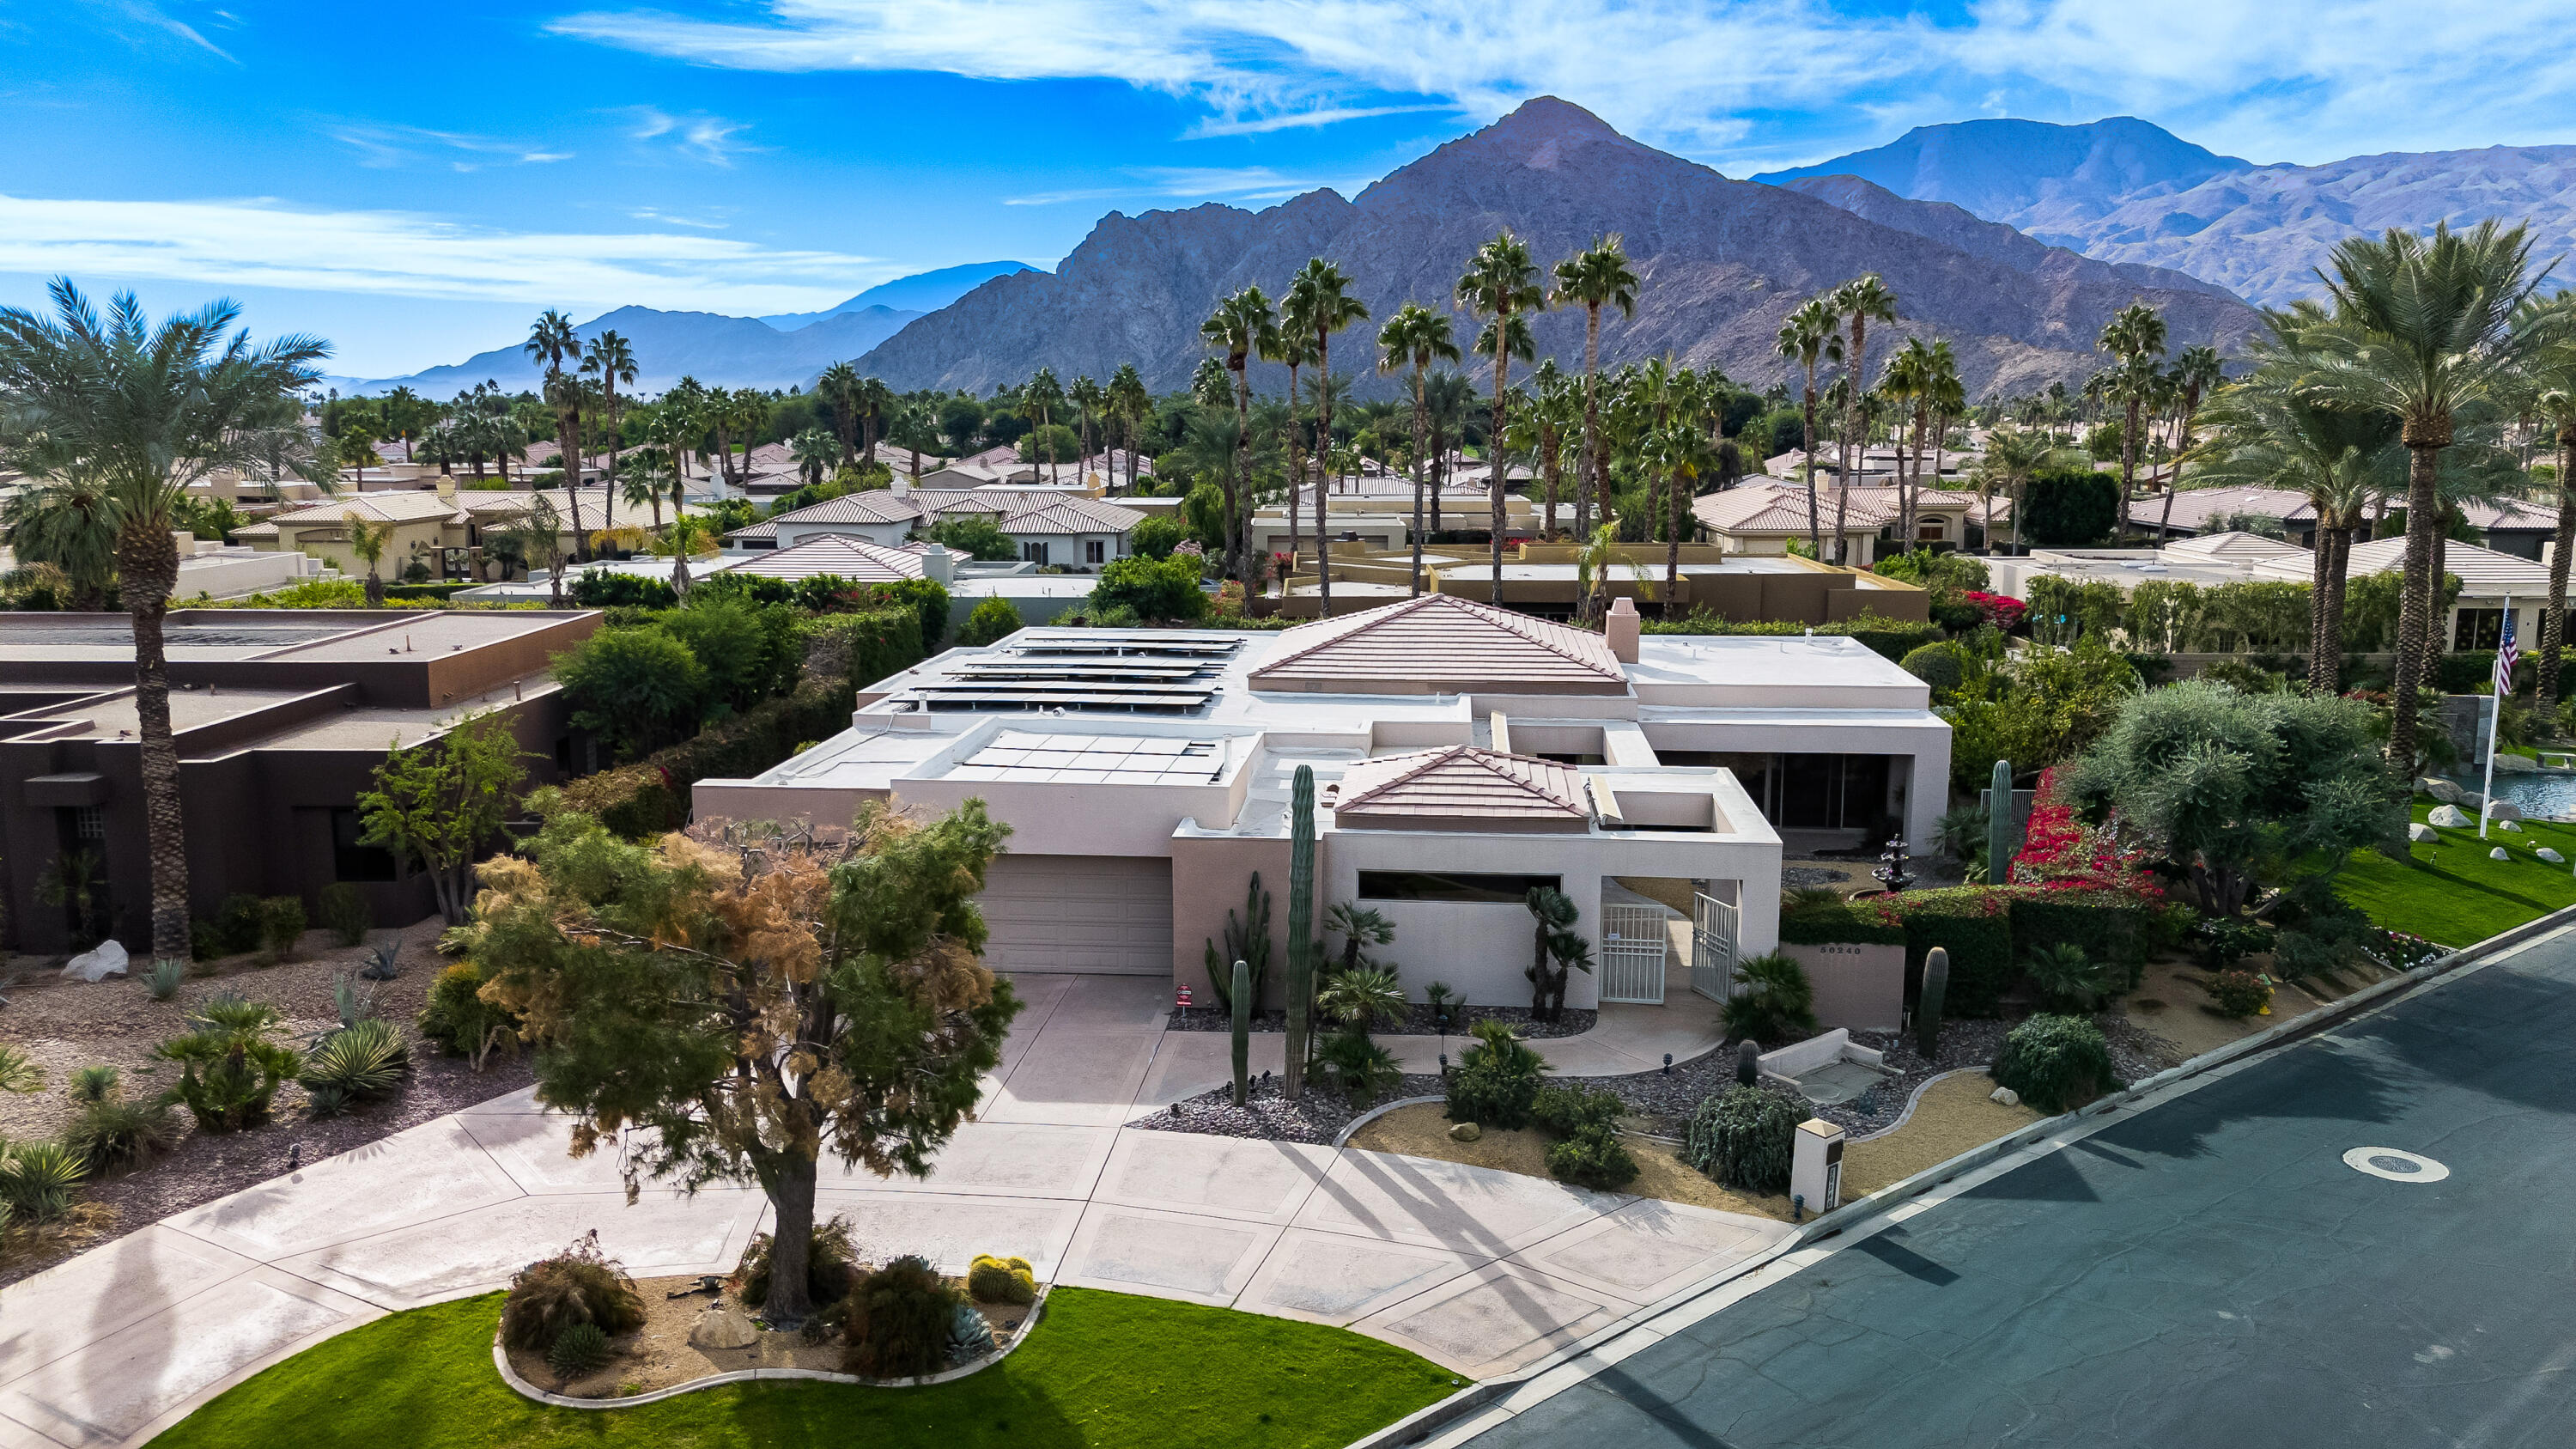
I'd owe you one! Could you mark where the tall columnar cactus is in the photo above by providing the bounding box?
[1282,764,1317,1101]
[1988,759,2014,887]
[1230,959,1252,1107]
[1917,946,1950,1061]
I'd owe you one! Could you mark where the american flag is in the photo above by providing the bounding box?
[2495,611,2519,696]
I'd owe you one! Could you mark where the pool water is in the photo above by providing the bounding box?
[2458,770,2576,819]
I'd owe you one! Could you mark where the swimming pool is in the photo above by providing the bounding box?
[2457,770,2576,819]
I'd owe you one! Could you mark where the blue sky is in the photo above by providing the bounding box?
[3,0,2567,378]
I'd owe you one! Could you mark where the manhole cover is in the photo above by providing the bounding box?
[2342,1147,2449,1183]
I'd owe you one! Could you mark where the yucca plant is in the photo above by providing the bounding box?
[331,972,380,1030]
[0,1139,89,1222]
[67,1093,179,1172]
[69,1065,119,1104]
[0,1044,44,1096]
[1315,1029,1404,1107]
[157,1033,302,1131]
[185,991,283,1039]
[301,1019,409,1101]
[147,957,186,1002]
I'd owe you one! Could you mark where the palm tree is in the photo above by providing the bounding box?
[1552,237,1639,551]
[1524,360,1576,539]
[500,493,567,605]
[1376,303,1460,600]
[2154,344,2228,538]
[1260,324,1315,583]
[1424,369,1475,542]
[0,281,329,959]
[524,310,587,557]
[728,389,772,490]
[1285,258,1370,617]
[2097,301,2169,539]
[1200,288,1279,589]
[1109,363,1151,493]
[337,424,380,486]
[1649,419,1720,617]
[1069,374,1105,485]
[1457,231,1547,602]
[624,448,671,529]
[665,511,705,597]
[1831,276,1899,564]
[817,362,861,466]
[1777,295,1841,560]
[583,330,637,532]
[1898,339,1964,550]
[1023,368,1066,489]
[2300,220,2555,764]
[1,474,118,609]
[2527,301,2576,713]
[856,376,893,466]
[345,512,393,606]
[382,385,426,461]
[1974,424,2051,555]
[789,427,839,487]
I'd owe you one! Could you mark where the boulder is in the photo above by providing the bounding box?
[60,940,128,982]
[2427,805,2473,828]
[690,1305,759,1350]
[2409,823,2440,843]
[2491,846,2512,861]
[1990,1087,2021,1107]
[2485,800,2524,821]
[2539,848,2565,864]
[1448,1121,1482,1143]
[2494,752,2538,774]
[2421,777,2465,803]
[2499,819,2524,832]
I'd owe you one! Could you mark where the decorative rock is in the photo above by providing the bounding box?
[2500,819,2523,832]
[1990,1086,2021,1107]
[59,940,128,982]
[1448,1121,1482,1142]
[2421,777,2465,804]
[2491,846,2512,861]
[2486,800,2524,821]
[2427,805,2473,828]
[690,1305,758,1350]
[2409,823,2440,843]
[2539,848,2565,864]
[2494,753,2539,774]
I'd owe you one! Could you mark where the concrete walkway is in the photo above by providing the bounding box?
[0,976,1778,1449]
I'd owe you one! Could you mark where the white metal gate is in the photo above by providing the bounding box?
[1599,904,1670,1004]
[1692,891,1739,1002]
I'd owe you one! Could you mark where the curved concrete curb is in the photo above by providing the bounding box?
[1333,1094,1451,1149]
[494,1285,1053,1409]
[1848,1066,1996,1144]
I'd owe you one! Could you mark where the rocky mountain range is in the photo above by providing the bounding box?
[854,98,2259,401]
[1762,118,2576,306]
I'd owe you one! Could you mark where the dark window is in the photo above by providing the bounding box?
[1086,539,1107,564]
[331,807,398,882]
[1358,870,1561,904]
[70,805,105,843]
[2455,608,2504,651]
[1022,540,1051,566]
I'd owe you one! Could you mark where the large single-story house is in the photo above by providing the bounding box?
[694,594,1950,1014]
[1692,483,1988,564]
[726,488,1145,570]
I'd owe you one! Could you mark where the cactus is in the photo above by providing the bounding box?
[1202,874,1270,1014]
[1735,1038,1761,1085]
[1283,764,1317,1101]
[1988,759,2014,886]
[1917,946,1950,1061]
[1230,959,1251,1107]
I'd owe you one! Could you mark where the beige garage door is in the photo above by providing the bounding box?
[976,854,1173,975]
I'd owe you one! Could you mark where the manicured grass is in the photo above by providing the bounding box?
[2334,800,2576,947]
[149,1288,1457,1449]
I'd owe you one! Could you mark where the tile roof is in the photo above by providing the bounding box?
[2160,530,2308,563]
[1692,483,1980,535]
[1330,746,1592,831]
[724,535,928,582]
[2148,485,2316,531]
[2333,537,2553,594]
[1249,594,1627,696]
[744,488,1144,539]
[271,492,463,526]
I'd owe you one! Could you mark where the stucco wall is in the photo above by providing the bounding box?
[1170,832,1294,1007]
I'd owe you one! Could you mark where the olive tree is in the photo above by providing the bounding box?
[355,709,533,925]
[471,800,1021,1324]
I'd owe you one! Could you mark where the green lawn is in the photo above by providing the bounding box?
[2335,800,2576,947]
[149,1288,1458,1449]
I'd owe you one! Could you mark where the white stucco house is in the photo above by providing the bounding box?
[693,595,1950,1017]
[726,486,1144,571]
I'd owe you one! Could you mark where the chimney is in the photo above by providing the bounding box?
[918,542,953,583]
[1606,596,1640,664]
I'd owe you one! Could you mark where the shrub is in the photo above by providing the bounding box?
[2196,916,2276,968]
[1990,1014,2117,1112]
[0,1139,88,1222]
[147,956,185,1000]
[662,599,804,715]
[568,572,677,609]
[2208,969,2274,1019]
[843,1255,961,1379]
[317,883,373,947]
[417,962,519,1067]
[65,1092,179,1172]
[257,896,307,965]
[545,1322,613,1379]
[1443,1019,1547,1129]
[1546,1126,1639,1190]
[1684,1084,1802,1194]
[957,595,1025,647]
[1900,642,1964,697]
[733,1214,861,1308]
[555,624,711,761]
[968,1253,1036,1306]
[157,995,301,1130]
[1087,554,1207,622]
[70,1065,118,1104]
[2021,467,2119,547]
[194,893,265,960]
[2021,943,2121,1014]
[301,1019,410,1101]
[1531,1083,1625,1138]
[501,1231,647,1350]
[1722,952,1819,1044]
[1315,1029,1403,1107]
[1130,514,1185,559]
[947,1302,998,1365]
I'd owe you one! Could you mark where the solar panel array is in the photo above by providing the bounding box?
[946,730,1229,784]
[904,632,1242,714]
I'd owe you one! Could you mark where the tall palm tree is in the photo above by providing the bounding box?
[789,427,839,487]
[856,376,893,466]
[1200,289,1279,589]
[1069,374,1105,485]
[1525,360,1576,539]
[2154,344,2228,537]
[583,330,637,532]
[2526,299,2576,713]
[1777,295,1841,560]
[1260,325,1315,582]
[0,281,329,959]
[524,310,587,557]
[2300,220,2555,764]
[817,362,862,466]
[1424,370,1474,540]
[1285,258,1370,618]
[1649,418,1720,618]
[1457,231,1547,602]
[2097,301,2169,539]
[1376,303,1460,600]
[1552,236,1639,552]
[1909,339,1964,549]
[1109,363,1151,493]
[1974,424,2051,555]
[382,385,426,461]
[1,473,118,610]
[1831,276,1899,564]
[1023,368,1066,489]
[728,389,772,490]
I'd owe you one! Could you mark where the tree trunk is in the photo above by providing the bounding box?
[1228,370,1250,590]
[364,566,385,609]
[2541,434,2576,715]
[1489,338,1510,605]
[601,388,620,534]
[1801,368,1821,560]
[760,1150,821,1324]
[1285,362,1304,597]
[2117,398,2140,540]
[2308,521,2333,692]
[1665,460,1685,620]
[1410,368,1429,600]
[1581,302,1602,554]
[1315,340,1335,619]
[2318,522,2350,695]
[2390,441,2441,766]
[2424,524,2451,697]
[119,522,190,959]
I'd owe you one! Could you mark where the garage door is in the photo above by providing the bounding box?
[976,854,1173,975]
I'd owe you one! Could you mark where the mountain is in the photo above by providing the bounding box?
[854,97,2260,400]
[357,302,920,396]
[1756,119,2255,240]
[758,260,1038,328]
[1763,119,2576,306]
[1771,174,2245,303]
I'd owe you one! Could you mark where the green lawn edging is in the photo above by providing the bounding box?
[2336,801,2576,947]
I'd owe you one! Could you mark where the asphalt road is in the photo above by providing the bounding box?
[1463,933,2576,1449]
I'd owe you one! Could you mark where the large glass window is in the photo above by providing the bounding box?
[331,807,398,882]
[2455,608,2504,651]
[1358,870,1561,904]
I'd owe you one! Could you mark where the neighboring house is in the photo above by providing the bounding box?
[3,534,325,602]
[2136,485,2558,558]
[696,594,1953,1012]
[243,483,713,581]
[0,608,598,953]
[726,536,946,583]
[1692,483,1981,564]
[1278,541,1930,624]
[726,488,1144,571]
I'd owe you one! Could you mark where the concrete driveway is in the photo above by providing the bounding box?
[0,974,1782,1448]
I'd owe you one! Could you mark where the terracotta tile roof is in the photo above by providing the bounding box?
[1330,746,1592,832]
[272,492,463,526]
[746,489,1143,539]
[724,535,927,582]
[1249,594,1627,696]
[1692,482,1976,535]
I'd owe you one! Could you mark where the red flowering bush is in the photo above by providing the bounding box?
[2010,769,2162,898]
[1961,590,2027,632]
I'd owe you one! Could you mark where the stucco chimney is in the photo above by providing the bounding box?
[918,543,954,583]
[1605,596,1640,664]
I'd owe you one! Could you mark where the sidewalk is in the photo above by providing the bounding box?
[0,975,1778,1449]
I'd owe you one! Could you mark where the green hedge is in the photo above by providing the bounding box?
[1892,889,2015,1017]
[1782,886,2147,1018]
[2011,892,2152,985]
[1643,612,1945,662]
[383,581,477,601]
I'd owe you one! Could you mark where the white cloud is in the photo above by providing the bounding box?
[620,107,763,167]
[109,0,236,63]
[1004,165,1357,207]
[1182,104,1460,138]
[331,124,573,170]
[0,192,882,313]
[544,0,2576,167]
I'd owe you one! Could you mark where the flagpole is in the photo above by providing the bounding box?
[2482,594,2510,840]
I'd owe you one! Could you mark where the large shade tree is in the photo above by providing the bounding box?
[0,281,329,959]
[475,801,1022,1324]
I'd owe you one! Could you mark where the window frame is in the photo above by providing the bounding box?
[1356,870,1563,904]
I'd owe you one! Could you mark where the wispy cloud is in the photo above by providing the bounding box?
[1182,104,1460,139]
[629,207,730,229]
[1004,165,1352,207]
[544,0,2576,167]
[331,123,572,171]
[0,192,879,313]
[106,0,236,63]
[621,107,762,167]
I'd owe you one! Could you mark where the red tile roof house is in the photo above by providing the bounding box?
[694,595,1949,1014]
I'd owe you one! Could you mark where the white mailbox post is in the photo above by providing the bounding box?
[1793,1117,1846,1217]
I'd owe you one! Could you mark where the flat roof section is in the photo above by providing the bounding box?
[944,729,1230,785]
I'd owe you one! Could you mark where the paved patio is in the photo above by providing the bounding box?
[0,975,1778,1448]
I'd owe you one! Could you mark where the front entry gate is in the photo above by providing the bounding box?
[1599,903,1671,1004]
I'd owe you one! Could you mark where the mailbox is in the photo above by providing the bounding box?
[1793,1117,1846,1215]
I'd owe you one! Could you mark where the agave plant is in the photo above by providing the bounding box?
[301,1018,409,1101]
[946,1302,997,1365]
[0,1045,46,1096]
[0,1139,89,1222]
[157,1032,302,1131]
[146,957,186,1002]
[331,972,380,1030]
